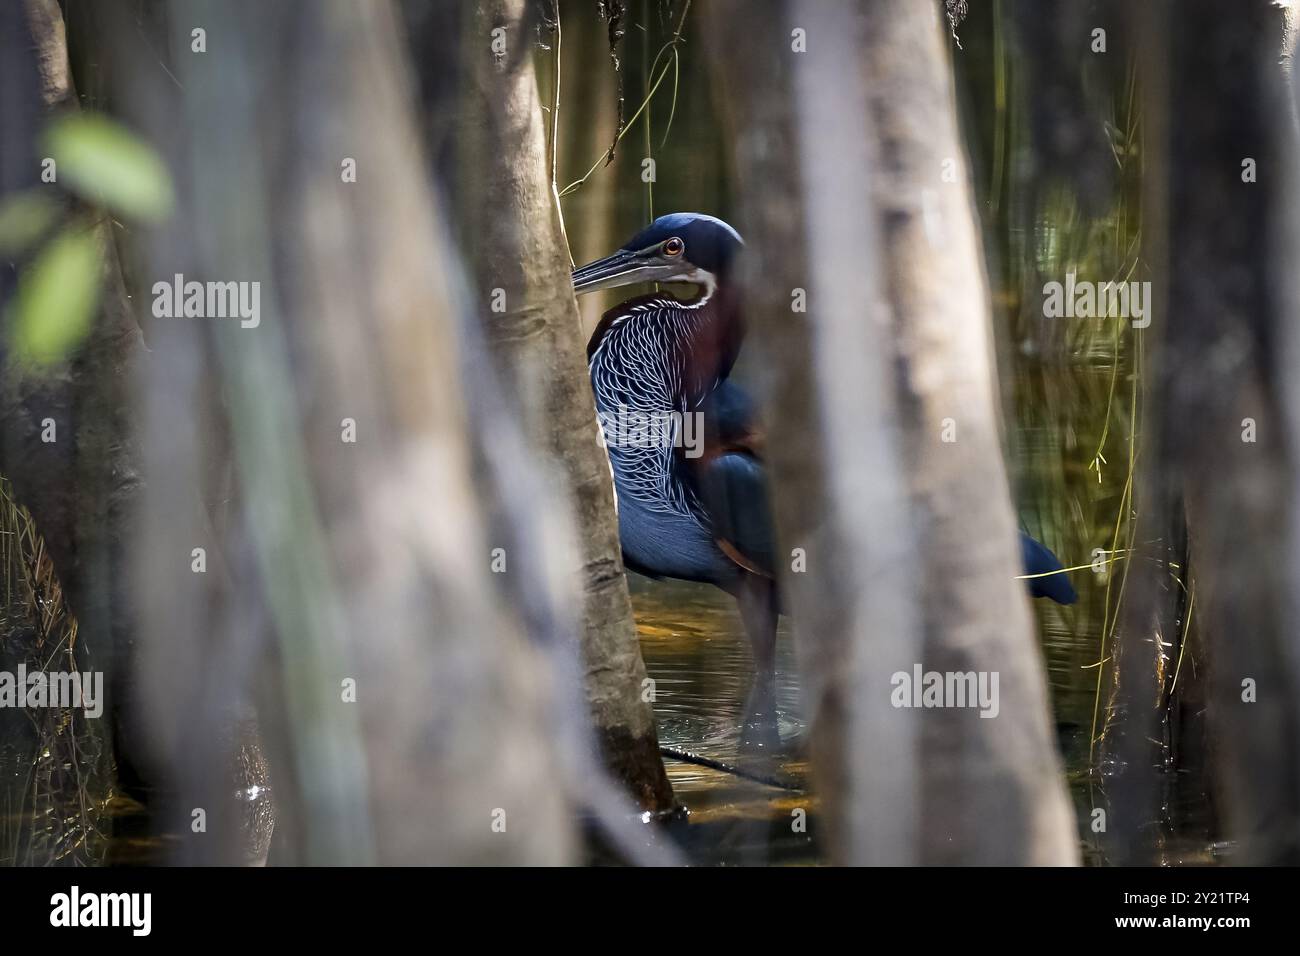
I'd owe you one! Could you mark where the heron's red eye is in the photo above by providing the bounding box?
[663,237,684,257]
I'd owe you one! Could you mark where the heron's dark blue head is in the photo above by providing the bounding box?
[572,213,743,297]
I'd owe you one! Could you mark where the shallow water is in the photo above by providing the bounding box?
[630,574,816,865]
[634,565,1217,866]
[0,571,1225,869]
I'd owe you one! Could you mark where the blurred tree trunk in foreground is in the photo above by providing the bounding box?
[1138,0,1300,864]
[710,0,1077,864]
[706,0,921,866]
[100,0,576,864]
[454,0,673,812]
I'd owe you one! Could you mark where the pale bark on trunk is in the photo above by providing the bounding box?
[710,0,1077,864]
[706,0,921,867]
[1281,1,1299,138]
[110,0,576,864]
[456,0,673,812]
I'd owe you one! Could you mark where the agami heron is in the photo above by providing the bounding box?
[574,212,1076,750]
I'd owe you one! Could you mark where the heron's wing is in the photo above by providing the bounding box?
[706,379,763,449]
[684,380,775,578]
[1020,531,1077,604]
[700,449,776,579]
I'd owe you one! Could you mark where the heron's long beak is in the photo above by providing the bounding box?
[572,248,664,295]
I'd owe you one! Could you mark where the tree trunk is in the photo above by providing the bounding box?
[710,0,1077,864]
[455,0,673,813]
[1142,0,1300,864]
[1280,0,1299,138]
[105,0,578,864]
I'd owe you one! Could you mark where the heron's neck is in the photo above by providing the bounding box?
[682,279,744,384]
[680,272,718,307]
[693,277,737,322]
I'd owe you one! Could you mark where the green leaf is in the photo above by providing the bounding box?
[0,192,59,256]
[9,227,102,366]
[44,113,173,222]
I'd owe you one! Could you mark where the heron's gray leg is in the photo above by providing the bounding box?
[736,574,781,753]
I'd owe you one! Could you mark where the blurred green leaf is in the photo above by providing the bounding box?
[44,114,173,222]
[0,192,59,256]
[9,227,102,366]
